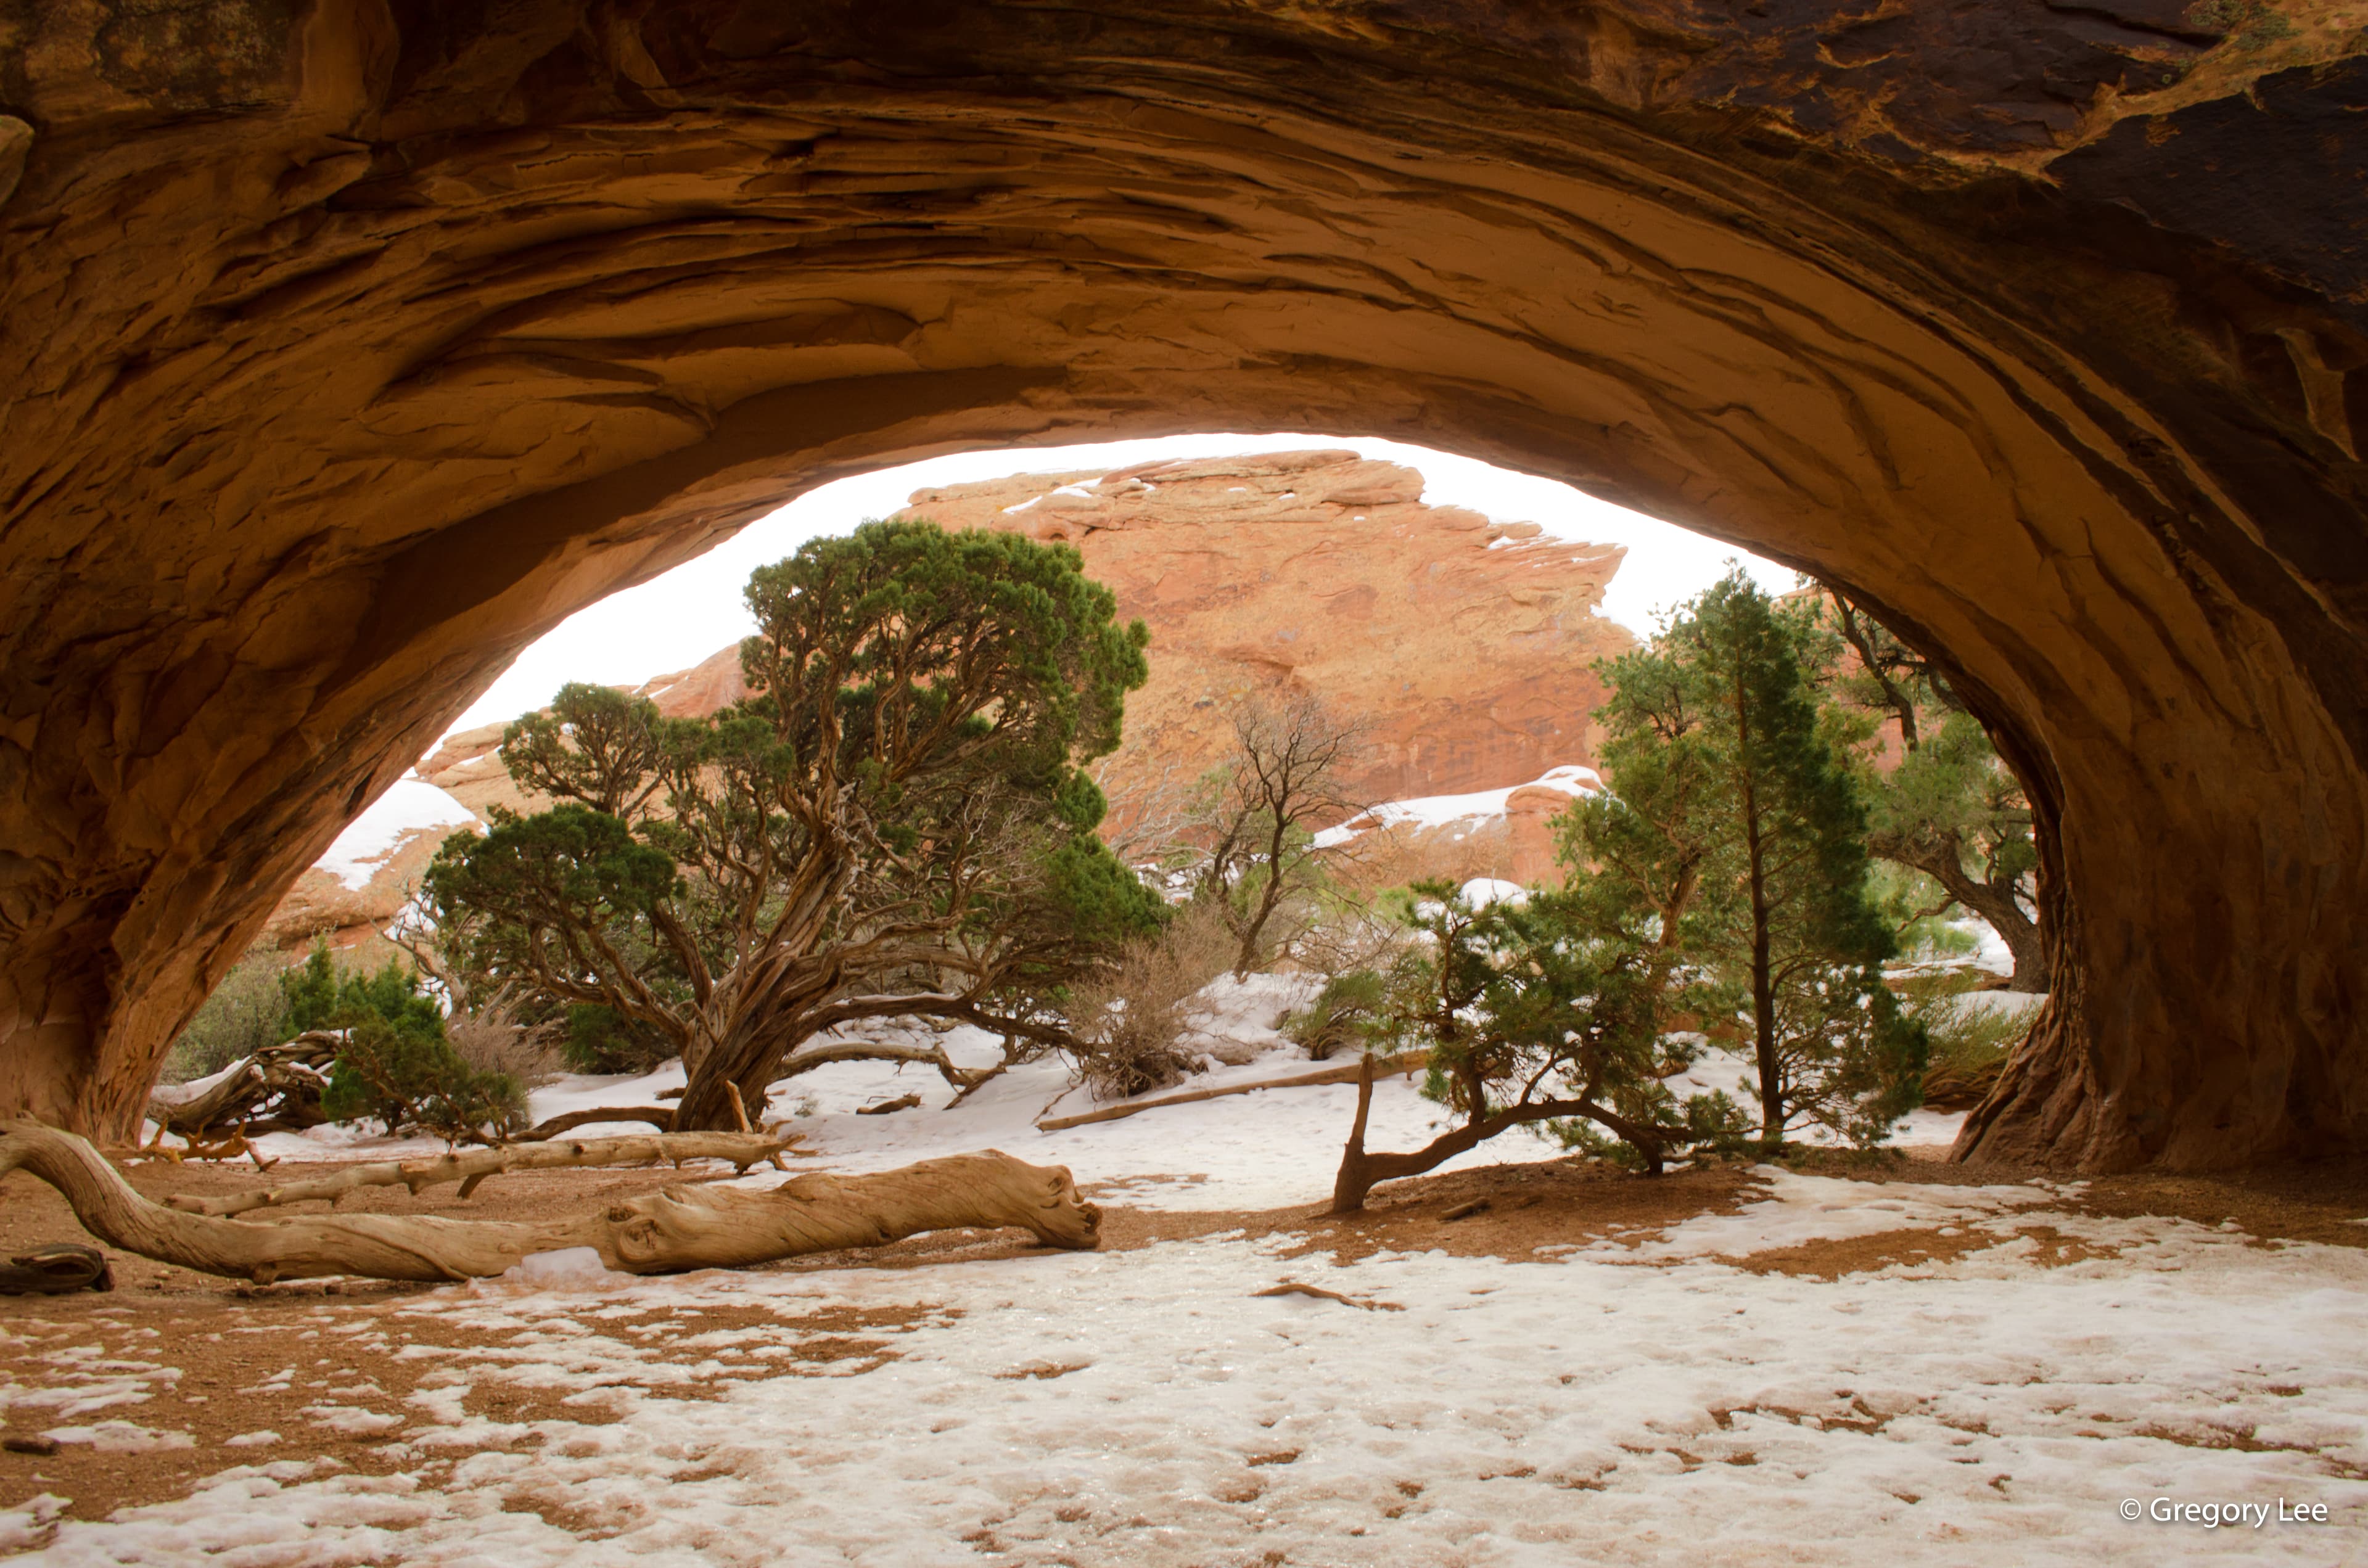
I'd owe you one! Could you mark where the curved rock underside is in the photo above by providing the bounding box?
[2,1,2365,1170]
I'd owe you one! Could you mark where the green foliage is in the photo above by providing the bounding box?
[562,1004,675,1075]
[1562,572,1925,1149]
[160,950,295,1083]
[1868,864,1978,960]
[426,520,1157,1127]
[320,1015,525,1144]
[1302,881,1748,1168]
[287,945,520,1142]
[1815,585,2044,990]
[1286,968,1390,1062]
[1897,975,2028,1110]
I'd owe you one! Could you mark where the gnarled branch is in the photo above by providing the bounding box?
[1,1121,1098,1284]
[163,1130,799,1217]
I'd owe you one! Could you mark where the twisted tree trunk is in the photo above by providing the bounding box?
[0,1122,1098,1284]
[1329,1053,1664,1215]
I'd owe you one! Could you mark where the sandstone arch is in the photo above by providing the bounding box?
[3,2,2364,1170]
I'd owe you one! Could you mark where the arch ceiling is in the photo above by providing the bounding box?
[3,1,2364,1167]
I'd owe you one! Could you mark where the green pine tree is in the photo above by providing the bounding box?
[1571,571,1925,1149]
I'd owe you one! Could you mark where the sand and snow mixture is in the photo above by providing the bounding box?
[6,994,2366,1564]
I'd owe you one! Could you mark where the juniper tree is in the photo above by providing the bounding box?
[1598,572,1923,1147]
[1819,586,2047,991]
[425,520,1163,1131]
[1317,879,1746,1213]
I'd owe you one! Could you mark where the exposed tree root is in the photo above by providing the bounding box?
[162,1131,800,1217]
[0,1120,1099,1284]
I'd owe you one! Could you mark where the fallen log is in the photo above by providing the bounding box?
[516,1105,676,1140]
[163,1131,800,1217]
[1,1120,1099,1284]
[1036,1051,1429,1132]
[145,1034,341,1138]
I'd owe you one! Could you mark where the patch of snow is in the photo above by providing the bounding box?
[301,1406,405,1436]
[223,1430,280,1448]
[1000,493,1042,514]
[312,776,479,890]
[500,1249,631,1291]
[35,1198,2368,1566]
[39,1420,194,1455]
[1315,764,1602,848]
[0,1494,67,1556]
[147,1054,257,1109]
[1051,482,1096,499]
[1460,877,1529,909]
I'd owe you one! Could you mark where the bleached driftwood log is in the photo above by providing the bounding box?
[163,1131,800,1217]
[0,1121,1098,1284]
[144,1034,340,1137]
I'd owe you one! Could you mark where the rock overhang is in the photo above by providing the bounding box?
[0,1,2362,1168]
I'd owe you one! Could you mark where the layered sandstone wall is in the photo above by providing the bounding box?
[890,450,1632,814]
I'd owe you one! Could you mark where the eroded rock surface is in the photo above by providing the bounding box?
[893,451,1632,812]
[2,2,2365,1170]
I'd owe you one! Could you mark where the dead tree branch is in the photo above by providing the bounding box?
[144,1033,340,1138]
[1,1121,1099,1283]
[162,1131,800,1217]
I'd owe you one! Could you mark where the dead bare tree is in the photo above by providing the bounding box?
[2,1122,1100,1283]
[1195,693,1370,977]
[1090,754,1201,871]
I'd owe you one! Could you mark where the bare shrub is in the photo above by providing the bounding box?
[1066,899,1240,1100]
[445,985,565,1088]
[1193,694,1371,976]
[1287,894,1413,986]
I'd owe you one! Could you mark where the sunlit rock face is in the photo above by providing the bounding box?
[892,451,1634,814]
[3,1,2366,1170]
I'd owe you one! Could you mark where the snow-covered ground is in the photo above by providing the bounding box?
[1312,764,1602,849]
[47,976,2368,1564]
[9,1165,2366,1565]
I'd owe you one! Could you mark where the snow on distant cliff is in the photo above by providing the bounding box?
[308,776,479,892]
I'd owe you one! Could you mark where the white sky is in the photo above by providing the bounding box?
[448,433,1796,735]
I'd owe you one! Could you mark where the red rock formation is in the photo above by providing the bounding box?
[890,451,1631,811]
[3,2,2366,1173]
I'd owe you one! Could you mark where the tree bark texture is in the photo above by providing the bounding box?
[144,1035,340,1138]
[0,1122,1098,1283]
[161,1131,797,1217]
